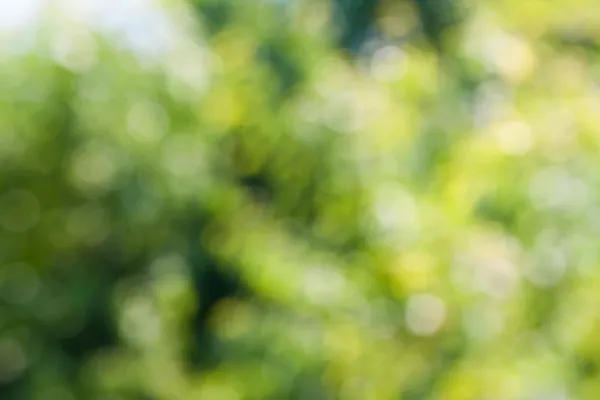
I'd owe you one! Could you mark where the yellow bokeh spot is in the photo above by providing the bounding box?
[203,87,244,129]
[389,252,438,295]
[212,30,257,71]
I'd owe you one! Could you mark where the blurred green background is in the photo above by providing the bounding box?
[2,0,600,399]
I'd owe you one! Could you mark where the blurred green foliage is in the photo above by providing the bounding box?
[2,0,600,399]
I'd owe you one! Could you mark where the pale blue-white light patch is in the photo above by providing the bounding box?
[1,0,181,64]
[0,0,43,57]
[0,0,43,31]
[74,0,175,63]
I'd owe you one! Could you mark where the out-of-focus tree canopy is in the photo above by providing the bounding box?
[2,0,600,399]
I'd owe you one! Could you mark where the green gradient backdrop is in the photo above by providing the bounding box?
[1,0,600,399]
